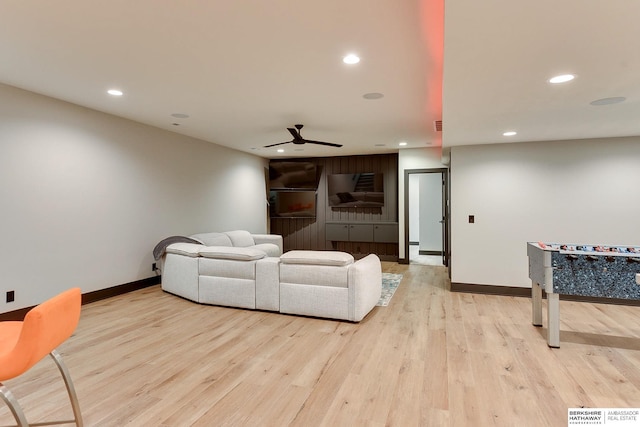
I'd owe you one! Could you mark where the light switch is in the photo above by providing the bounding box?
[468,215,475,224]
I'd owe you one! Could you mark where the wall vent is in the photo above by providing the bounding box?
[433,120,443,132]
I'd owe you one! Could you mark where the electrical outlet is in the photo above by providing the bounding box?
[152,263,157,272]
[469,215,475,223]
[6,290,15,303]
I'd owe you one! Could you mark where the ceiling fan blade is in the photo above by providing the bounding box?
[263,141,292,148]
[287,127,302,140]
[267,125,342,148]
[305,140,343,148]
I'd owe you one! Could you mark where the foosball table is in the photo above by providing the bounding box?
[527,242,640,347]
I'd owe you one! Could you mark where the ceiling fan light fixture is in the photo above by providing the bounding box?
[343,54,360,64]
[548,74,575,84]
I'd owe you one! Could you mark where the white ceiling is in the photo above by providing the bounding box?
[443,0,640,147]
[1,1,638,159]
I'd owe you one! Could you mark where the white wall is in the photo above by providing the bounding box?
[450,137,640,288]
[0,84,268,312]
[398,147,446,259]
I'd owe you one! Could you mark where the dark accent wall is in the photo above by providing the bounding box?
[270,154,398,258]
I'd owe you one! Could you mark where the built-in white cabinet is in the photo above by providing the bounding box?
[325,222,398,243]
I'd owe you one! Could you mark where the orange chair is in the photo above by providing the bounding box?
[0,288,83,427]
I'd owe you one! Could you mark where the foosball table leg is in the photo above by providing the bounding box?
[532,281,543,327]
[546,293,560,348]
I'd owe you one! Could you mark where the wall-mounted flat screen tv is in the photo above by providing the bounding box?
[269,190,316,218]
[269,161,319,190]
[327,173,384,208]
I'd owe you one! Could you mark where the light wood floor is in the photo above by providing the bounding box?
[3,262,640,426]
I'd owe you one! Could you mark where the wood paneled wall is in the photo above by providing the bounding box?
[270,154,398,258]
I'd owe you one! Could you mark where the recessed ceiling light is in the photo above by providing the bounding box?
[363,92,384,100]
[171,113,190,119]
[277,149,284,153]
[590,97,626,106]
[549,74,575,84]
[343,54,360,64]
[107,89,123,96]
[399,142,407,146]
[503,131,517,136]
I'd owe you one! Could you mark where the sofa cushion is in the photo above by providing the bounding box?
[190,232,233,247]
[280,263,350,288]
[224,230,255,247]
[280,250,354,266]
[252,243,281,257]
[199,258,257,279]
[166,243,202,258]
[199,246,266,261]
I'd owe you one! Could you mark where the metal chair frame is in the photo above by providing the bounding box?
[0,349,82,427]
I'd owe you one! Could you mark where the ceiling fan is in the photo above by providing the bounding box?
[264,124,343,148]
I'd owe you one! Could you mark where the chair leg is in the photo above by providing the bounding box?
[49,349,83,427]
[0,351,82,427]
[0,382,29,427]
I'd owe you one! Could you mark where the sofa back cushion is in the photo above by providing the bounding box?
[224,230,255,247]
[190,232,232,247]
[199,246,266,261]
[280,250,354,266]
[280,263,350,288]
[252,243,281,257]
[166,243,202,257]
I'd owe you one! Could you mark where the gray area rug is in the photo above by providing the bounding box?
[377,273,403,306]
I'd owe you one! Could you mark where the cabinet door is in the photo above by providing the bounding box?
[349,224,374,242]
[374,223,398,243]
[326,223,349,241]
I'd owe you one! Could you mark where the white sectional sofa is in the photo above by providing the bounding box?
[160,231,381,322]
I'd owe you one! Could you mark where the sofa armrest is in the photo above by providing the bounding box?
[162,253,200,302]
[347,254,382,321]
[252,234,283,255]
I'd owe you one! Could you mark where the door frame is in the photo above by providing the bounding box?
[402,168,450,267]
